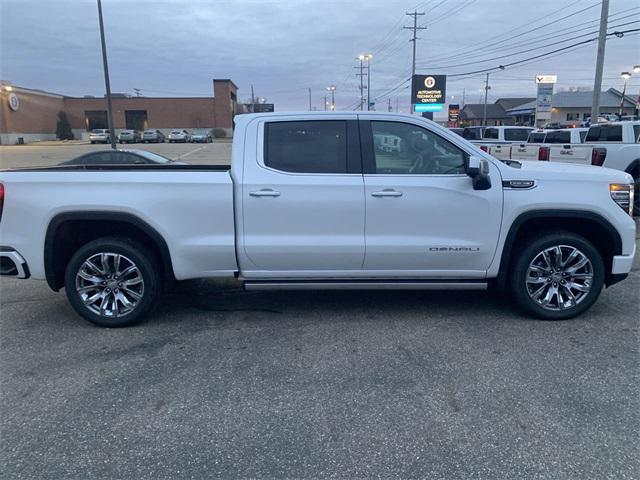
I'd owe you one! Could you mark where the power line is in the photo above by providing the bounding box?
[420,6,639,66]
[417,19,640,71]
[446,28,639,78]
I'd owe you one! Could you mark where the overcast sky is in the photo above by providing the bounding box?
[1,0,638,117]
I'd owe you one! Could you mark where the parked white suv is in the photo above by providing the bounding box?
[0,112,635,327]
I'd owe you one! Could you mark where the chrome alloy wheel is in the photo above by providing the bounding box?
[525,245,594,311]
[75,252,144,318]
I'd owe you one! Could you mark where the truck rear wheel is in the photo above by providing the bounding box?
[64,237,161,327]
[510,232,604,320]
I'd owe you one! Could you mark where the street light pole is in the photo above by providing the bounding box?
[635,65,640,116]
[327,85,336,111]
[96,0,116,150]
[619,72,631,117]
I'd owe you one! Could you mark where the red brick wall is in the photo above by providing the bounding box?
[0,88,64,133]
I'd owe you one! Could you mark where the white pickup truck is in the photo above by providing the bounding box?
[0,112,636,327]
[471,126,535,160]
[510,128,589,162]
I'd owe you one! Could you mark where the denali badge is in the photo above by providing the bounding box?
[429,247,480,252]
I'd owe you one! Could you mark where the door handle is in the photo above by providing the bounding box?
[371,189,403,198]
[249,189,281,197]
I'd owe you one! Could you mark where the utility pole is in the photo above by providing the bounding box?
[133,88,141,97]
[395,97,399,112]
[482,73,490,127]
[462,88,466,108]
[404,10,426,112]
[388,98,392,112]
[366,56,371,111]
[323,95,328,111]
[355,59,365,110]
[250,84,255,113]
[591,0,609,123]
[308,88,312,111]
[96,0,116,150]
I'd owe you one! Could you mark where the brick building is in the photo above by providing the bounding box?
[0,79,238,144]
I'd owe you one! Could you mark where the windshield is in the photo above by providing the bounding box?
[171,130,183,134]
[91,129,106,133]
[131,150,172,163]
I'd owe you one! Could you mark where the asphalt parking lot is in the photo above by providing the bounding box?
[0,143,639,478]
[1,240,638,479]
[0,140,232,169]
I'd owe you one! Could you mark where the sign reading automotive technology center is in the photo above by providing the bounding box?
[412,74,446,112]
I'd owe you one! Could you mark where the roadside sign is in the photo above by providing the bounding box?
[535,75,557,84]
[448,103,460,126]
[412,74,446,112]
[535,76,556,125]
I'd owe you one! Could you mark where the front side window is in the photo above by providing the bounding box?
[264,121,347,173]
[370,121,466,175]
[504,128,532,141]
[528,133,546,143]
[633,125,640,143]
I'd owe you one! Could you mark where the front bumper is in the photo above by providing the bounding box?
[0,247,30,279]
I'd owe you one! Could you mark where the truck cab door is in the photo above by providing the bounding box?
[360,119,503,278]
[239,118,365,277]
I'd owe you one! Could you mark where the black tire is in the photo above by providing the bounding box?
[510,231,604,320]
[64,237,162,327]
[90,141,95,144]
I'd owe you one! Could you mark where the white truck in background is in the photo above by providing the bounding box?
[0,112,636,328]
[511,128,589,162]
[471,126,535,160]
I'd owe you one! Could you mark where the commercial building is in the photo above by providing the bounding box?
[0,79,238,144]
[457,89,636,127]
[505,88,637,126]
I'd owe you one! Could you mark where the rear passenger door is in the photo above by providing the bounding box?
[240,118,365,276]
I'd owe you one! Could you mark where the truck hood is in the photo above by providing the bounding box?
[500,160,633,184]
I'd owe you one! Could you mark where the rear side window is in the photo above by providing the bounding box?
[585,125,623,142]
[579,131,587,142]
[264,121,347,173]
[483,128,498,139]
[543,131,571,144]
[634,125,640,143]
[504,129,531,141]
[528,133,546,143]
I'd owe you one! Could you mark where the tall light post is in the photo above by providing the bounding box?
[359,54,372,111]
[357,55,365,110]
[634,65,640,116]
[327,85,336,111]
[96,0,116,150]
[620,71,631,117]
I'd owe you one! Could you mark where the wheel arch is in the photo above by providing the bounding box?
[45,211,175,291]
[496,209,622,290]
[624,159,640,177]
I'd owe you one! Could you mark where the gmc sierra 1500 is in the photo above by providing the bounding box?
[0,112,636,327]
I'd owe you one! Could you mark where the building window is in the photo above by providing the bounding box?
[566,113,579,121]
[84,110,108,131]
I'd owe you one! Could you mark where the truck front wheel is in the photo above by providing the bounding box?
[64,237,162,327]
[511,232,604,320]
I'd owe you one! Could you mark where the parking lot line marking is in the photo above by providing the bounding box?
[176,145,208,160]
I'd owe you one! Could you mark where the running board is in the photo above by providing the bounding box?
[243,280,488,291]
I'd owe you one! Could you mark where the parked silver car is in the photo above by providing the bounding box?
[118,129,141,144]
[191,129,213,143]
[168,129,191,143]
[141,129,165,143]
[88,129,111,144]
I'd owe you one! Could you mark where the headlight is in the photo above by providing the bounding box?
[610,183,634,216]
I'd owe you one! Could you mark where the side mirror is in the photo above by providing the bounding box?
[466,155,491,191]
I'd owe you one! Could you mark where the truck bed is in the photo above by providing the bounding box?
[0,167,237,280]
